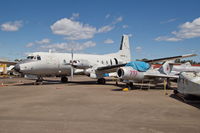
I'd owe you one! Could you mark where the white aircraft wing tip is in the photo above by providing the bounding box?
[182,54,197,57]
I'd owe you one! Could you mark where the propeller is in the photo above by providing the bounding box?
[70,49,74,80]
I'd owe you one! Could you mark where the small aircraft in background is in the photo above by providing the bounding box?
[170,62,200,75]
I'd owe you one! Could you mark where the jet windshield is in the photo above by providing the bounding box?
[27,55,41,60]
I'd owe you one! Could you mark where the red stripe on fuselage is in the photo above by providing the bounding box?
[130,70,138,77]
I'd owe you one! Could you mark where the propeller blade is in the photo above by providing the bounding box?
[70,48,74,80]
[71,65,73,80]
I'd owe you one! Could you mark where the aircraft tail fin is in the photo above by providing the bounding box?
[118,35,131,62]
[158,61,174,75]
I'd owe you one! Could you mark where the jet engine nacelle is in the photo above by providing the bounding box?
[117,66,144,81]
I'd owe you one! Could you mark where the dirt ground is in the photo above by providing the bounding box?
[0,76,200,133]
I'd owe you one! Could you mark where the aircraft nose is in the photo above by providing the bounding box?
[13,64,20,72]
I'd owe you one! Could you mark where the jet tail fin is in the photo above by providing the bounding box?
[158,61,174,75]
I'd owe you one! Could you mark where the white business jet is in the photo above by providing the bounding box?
[0,35,131,84]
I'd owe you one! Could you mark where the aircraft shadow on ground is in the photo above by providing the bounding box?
[170,94,200,109]
[14,79,121,87]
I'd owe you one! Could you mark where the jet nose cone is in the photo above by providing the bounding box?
[14,64,20,72]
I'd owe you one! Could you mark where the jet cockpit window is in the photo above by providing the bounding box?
[27,56,34,59]
[27,55,41,60]
[37,56,41,60]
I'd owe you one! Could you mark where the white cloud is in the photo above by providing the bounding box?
[155,17,200,42]
[26,42,34,47]
[98,25,114,33]
[26,38,51,47]
[155,36,181,42]
[160,18,177,24]
[104,39,114,44]
[40,41,96,52]
[122,25,128,29]
[116,16,123,22]
[136,46,142,52]
[105,14,110,19]
[113,16,123,24]
[51,18,117,40]
[1,20,23,31]
[70,13,80,20]
[127,34,133,37]
[51,18,97,40]
[36,38,51,44]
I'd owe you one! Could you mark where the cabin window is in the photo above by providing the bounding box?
[114,58,118,64]
[110,59,112,65]
[101,61,104,64]
[63,60,66,64]
[106,61,108,64]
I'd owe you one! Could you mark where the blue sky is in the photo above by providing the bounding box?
[0,0,200,61]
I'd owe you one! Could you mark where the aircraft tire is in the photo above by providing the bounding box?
[97,78,106,84]
[173,90,178,94]
[61,76,68,83]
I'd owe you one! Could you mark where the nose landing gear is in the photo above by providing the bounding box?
[34,76,43,85]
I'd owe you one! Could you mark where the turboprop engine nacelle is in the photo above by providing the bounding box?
[84,68,97,78]
[72,59,92,69]
[117,66,144,81]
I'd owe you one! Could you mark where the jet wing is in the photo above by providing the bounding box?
[96,63,126,73]
[0,60,17,65]
[144,73,178,79]
[145,54,197,64]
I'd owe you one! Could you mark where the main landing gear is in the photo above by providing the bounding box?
[97,78,106,84]
[126,82,134,90]
[61,76,68,83]
[35,77,43,85]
